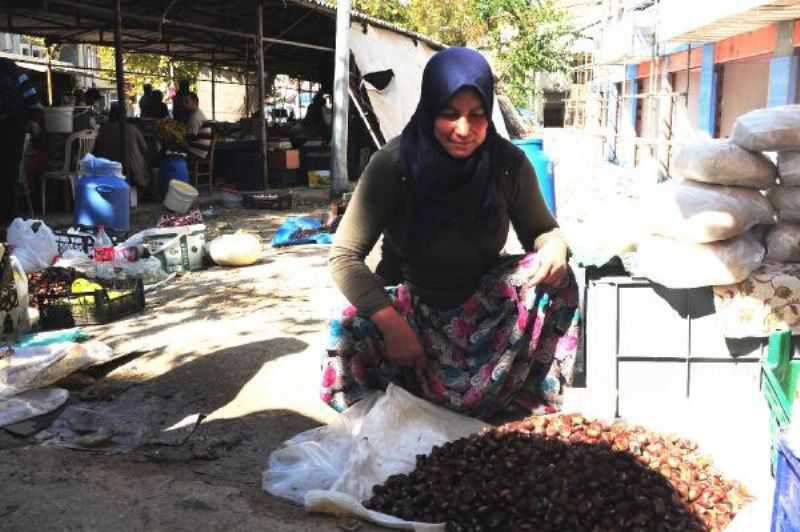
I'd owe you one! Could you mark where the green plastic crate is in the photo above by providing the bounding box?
[762,330,800,469]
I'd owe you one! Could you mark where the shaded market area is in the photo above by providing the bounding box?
[0,1,799,532]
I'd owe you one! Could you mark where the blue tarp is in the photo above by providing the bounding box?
[271,217,333,247]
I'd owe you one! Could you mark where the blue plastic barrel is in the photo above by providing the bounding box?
[512,138,556,217]
[74,157,130,231]
[159,154,190,198]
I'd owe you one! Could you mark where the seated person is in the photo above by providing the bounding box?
[184,92,213,161]
[92,103,150,189]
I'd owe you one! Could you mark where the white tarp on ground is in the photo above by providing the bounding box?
[349,24,509,143]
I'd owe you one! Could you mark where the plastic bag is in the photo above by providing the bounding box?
[7,218,58,273]
[116,257,169,284]
[766,223,800,262]
[0,340,114,399]
[263,384,486,518]
[636,231,765,289]
[0,255,31,336]
[208,232,262,267]
[0,387,69,428]
[778,151,800,186]
[271,217,333,247]
[731,105,800,152]
[53,249,94,274]
[673,140,777,189]
[641,180,775,244]
[767,186,800,223]
[561,198,643,267]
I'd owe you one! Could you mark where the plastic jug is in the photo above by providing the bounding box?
[74,154,131,232]
[512,137,556,217]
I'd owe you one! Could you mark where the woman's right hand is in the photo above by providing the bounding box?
[370,306,425,368]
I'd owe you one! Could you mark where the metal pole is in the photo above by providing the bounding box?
[255,1,268,189]
[46,47,53,106]
[211,52,216,121]
[331,0,351,197]
[113,0,128,173]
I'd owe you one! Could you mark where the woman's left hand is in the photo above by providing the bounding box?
[529,238,569,288]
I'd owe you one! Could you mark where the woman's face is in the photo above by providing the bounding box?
[433,88,489,159]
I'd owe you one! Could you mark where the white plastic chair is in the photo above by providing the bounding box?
[40,128,97,216]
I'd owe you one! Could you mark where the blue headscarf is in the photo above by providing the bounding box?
[400,47,499,243]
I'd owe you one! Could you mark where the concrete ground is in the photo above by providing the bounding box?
[1,188,386,531]
[0,134,783,530]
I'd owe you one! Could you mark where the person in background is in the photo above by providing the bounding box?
[150,90,169,119]
[92,103,149,190]
[74,87,103,131]
[323,47,579,420]
[0,58,43,234]
[172,79,190,124]
[183,92,206,135]
[139,83,153,117]
[184,92,213,162]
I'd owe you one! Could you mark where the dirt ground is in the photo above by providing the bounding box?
[0,192,386,531]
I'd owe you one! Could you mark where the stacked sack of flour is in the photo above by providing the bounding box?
[636,135,777,289]
[733,106,800,262]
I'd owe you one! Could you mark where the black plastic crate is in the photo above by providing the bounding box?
[39,277,145,330]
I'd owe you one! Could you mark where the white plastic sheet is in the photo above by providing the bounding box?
[0,340,114,399]
[0,387,69,428]
[263,384,486,528]
[7,218,58,273]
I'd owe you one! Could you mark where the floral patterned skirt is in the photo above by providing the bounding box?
[320,253,581,420]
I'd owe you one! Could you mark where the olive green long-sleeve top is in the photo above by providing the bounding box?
[329,136,561,316]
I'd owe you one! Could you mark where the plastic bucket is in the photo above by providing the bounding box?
[163,179,199,214]
[43,106,74,133]
[512,137,556,217]
[158,155,190,199]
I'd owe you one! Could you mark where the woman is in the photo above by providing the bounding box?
[323,48,579,420]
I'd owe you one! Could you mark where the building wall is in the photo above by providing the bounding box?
[671,68,702,138]
[718,57,770,137]
[196,68,252,123]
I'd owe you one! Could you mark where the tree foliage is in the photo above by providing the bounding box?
[351,0,576,108]
[97,47,201,97]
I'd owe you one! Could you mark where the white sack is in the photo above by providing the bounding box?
[778,151,800,186]
[731,105,800,152]
[208,232,262,267]
[642,180,775,243]
[636,231,765,289]
[767,186,800,222]
[765,223,800,262]
[263,384,486,523]
[673,140,777,189]
[0,340,114,399]
[7,218,58,273]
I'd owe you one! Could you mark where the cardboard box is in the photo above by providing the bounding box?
[268,149,300,170]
